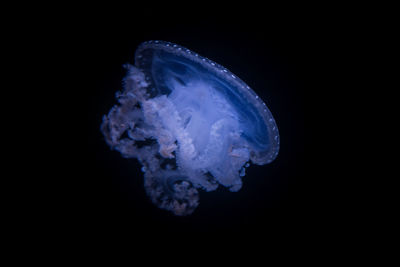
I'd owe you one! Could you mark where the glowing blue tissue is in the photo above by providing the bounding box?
[101,41,279,215]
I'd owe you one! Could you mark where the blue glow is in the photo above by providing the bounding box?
[101,41,279,215]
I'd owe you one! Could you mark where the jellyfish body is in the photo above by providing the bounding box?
[101,41,279,216]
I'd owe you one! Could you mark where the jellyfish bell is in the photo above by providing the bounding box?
[135,40,279,164]
[101,40,279,215]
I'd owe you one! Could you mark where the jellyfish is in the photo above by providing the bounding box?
[101,41,279,216]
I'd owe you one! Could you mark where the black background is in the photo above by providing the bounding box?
[82,10,351,242]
